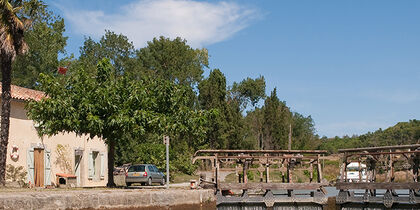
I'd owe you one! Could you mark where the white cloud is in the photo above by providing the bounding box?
[62,0,260,48]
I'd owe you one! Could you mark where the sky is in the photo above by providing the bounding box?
[45,0,420,137]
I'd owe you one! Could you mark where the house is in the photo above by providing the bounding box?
[3,84,108,187]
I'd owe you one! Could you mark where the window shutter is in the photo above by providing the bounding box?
[44,149,52,185]
[88,151,93,179]
[100,153,105,179]
[27,148,34,184]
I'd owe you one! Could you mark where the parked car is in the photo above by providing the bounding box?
[125,164,165,186]
[343,162,367,182]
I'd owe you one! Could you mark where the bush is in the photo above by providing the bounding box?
[6,164,27,187]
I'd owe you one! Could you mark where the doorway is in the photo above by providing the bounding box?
[34,148,44,187]
[75,150,83,186]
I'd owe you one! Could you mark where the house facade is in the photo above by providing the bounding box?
[4,84,108,187]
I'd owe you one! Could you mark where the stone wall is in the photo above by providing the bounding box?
[0,189,215,210]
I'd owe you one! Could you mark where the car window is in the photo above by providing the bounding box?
[148,166,154,172]
[128,166,136,172]
[128,165,145,172]
[136,165,145,172]
[153,166,159,172]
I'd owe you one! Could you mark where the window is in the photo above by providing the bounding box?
[148,166,154,172]
[89,151,104,180]
[128,165,145,172]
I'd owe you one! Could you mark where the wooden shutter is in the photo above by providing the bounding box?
[88,151,93,179]
[100,153,105,179]
[27,148,34,184]
[44,149,51,185]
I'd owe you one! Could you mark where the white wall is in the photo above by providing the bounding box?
[5,100,108,187]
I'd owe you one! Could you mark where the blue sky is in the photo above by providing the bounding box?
[46,0,420,137]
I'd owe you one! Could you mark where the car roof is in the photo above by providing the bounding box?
[131,164,155,166]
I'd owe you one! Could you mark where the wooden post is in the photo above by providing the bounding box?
[341,153,348,182]
[288,124,292,150]
[266,164,270,183]
[287,159,292,183]
[317,154,323,183]
[309,160,314,183]
[215,154,219,189]
[358,158,362,182]
[387,150,394,182]
[243,161,248,184]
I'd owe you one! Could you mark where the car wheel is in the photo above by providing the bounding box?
[126,182,132,187]
[148,178,152,186]
[161,178,165,186]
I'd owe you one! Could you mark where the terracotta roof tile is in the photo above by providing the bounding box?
[0,83,45,101]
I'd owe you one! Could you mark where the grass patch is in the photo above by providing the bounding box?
[172,172,198,183]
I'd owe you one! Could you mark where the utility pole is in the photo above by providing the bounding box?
[164,136,170,189]
[288,124,292,150]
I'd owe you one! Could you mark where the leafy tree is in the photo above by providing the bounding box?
[231,76,266,107]
[11,0,67,88]
[291,113,318,150]
[135,36,209,88]
[262,88,291,149]
[0,0,31,186]
[78,30,136,77]
[198,69,228,148]
[27,59,209,187]
[244,107,264,149]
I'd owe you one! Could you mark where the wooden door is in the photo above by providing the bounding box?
[34,149,44,187]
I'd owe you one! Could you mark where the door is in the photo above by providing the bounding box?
[153,166,163,180]
[34,148,44,187]
[75,152,82,186]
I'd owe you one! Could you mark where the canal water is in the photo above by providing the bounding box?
[111,187,418,210]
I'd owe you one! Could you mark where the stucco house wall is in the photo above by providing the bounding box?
[3,85,108,187]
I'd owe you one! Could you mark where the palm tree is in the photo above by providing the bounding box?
[0,0,28,186]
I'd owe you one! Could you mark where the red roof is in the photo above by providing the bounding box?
[0,83,45,101]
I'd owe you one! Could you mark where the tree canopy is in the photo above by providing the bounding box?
[11,0,67,88]
[27,59,210,186]
[136,36,209,88]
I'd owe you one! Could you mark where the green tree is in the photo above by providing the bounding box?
[198,69,228,148]
[11,0,67,88]
[78,30,136,77]
[291,113,317,150]
[231,76,266,107]
[135,36,208,88]
[27,59,209,187]
[0,0,30,186]
[262,88,291,149]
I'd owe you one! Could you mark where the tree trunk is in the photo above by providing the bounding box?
[107,138,116,187]
[0,56,12,186]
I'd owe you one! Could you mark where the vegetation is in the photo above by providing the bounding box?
[5,164,27,187]
[27,59,210,186]
[0,0,30,186]
[319,119,420,153]
[1,0,419,188]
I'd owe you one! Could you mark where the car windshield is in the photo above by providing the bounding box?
[128,165,145,172]
[347,167,359,172]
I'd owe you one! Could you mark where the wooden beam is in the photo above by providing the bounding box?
[216,155,319,160]
[346,150,420,157]
[219,182,325,190]
[192,156,215,164]
[338,144,420,153]
[335,182,420,190]
[194,149,327,156]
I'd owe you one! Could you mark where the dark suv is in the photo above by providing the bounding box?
[125,164,165,186]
